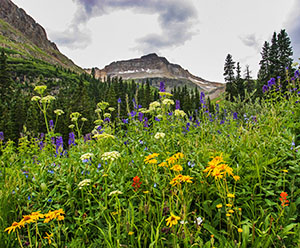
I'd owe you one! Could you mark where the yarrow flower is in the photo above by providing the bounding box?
[109,190,123,196]
[154,132,165,139]
[80,153,94,162]
[101,151,121,161]
[78,179,91,189]
[162,99,175,105]
[174,109,186,117]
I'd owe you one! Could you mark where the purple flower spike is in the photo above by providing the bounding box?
[160,81,165,92]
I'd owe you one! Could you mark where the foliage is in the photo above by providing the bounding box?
[0,71,299,247]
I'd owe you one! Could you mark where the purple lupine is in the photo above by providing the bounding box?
[143,117,149,127]
[132,98,137,109]
[51,137,55,144]
[68,132,76,146]
[262,85,269,93]
[175,100,180,110]
[84,133,91,142]
[160,81,165,92]
[220,120,225,125]
[294,70,300,78]
[233,112,238,120]
[104,117,110,122]
[122,119,128,124]
[138,112,144,122]
[267,78,276,87]
[117,98,122,104]
[155,117,160,122]
[0,131,4,141]
[49,120,54,130]
[55,136,63,154]
[130,111,137,117]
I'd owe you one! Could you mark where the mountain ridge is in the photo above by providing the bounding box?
[86,53,225,98]
[0,0,83,72]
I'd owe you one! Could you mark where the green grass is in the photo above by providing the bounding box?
[0,81,299,247]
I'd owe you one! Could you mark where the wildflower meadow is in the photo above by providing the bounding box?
[0,73,300,247]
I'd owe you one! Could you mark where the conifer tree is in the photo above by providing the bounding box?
[277,29,293,78]
[224,54,236,101]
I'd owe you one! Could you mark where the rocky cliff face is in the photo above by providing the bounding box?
[0,0,82,72]
[88,53,225,98]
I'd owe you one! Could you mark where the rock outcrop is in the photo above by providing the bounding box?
[0,0,82,72]
[88,53,225,98]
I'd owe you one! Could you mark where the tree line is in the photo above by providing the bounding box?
[224,29,294,101]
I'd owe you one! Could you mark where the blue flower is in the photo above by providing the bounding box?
[233,112,238,120]
[68,132,76,146]
[160,81,165,92]
[175,100,180,110]
[49,120,54,130]
[48,198,52,202]
[117,98,122,104]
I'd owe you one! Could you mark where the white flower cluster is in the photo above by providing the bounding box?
[93,133,115,140]
[174,109,186,117]
[154,132,165,139]
[80,153,94,162]
[78,179,91,189]
[109,190,123,196]
[101,151,121,161]
[162,99,175,105]
[40,95,55,104]
[54,109,64,116]
[149,101,161,110]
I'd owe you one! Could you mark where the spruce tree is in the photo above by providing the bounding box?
[224,54,236,101]
[258,41,271,82]
[236,62,244,100]
[277,29,293,78]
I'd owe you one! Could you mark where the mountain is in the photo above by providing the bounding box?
[87,53,225,98]
[0,0,82,72]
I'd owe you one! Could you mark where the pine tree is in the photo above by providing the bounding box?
[258,41,271,82]
[277,29,293,79]
[269,32,280,78]
[236,62,244,100]
[224,54,236,101]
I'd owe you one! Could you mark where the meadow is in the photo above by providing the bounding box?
[0,76,299,247]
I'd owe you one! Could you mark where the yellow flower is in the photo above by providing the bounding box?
[128,231,134,235]
[228,210,234,214]
[158,162,168,167]
[238,228,243,233]
[44,232,53,245]
[4,222,22,234]
[216,204,223,209]
[226,214,231,217]
[173,152,184,159]
[147,159,158,164]
[282,169,288,173]
[181,175,193,183]
[238,208,242,211]
[29,211,44,221]
[233,175,240,181]
[226,204,232,207]
[143,191,150,194]
[20,215,35,226]
[166,213,181,227]
[166,156,177,165]
[144,153,159,163]
[171,164,183,172]
[227,193,235,198]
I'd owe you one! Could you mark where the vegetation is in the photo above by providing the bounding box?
[0,28,299,247]
[0,66,299,247]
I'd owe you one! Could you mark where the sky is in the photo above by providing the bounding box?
[12,0,300,82]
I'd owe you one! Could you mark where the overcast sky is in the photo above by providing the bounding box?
[12,0,300,82]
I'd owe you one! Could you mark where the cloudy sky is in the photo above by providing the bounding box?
[12,0,300,82]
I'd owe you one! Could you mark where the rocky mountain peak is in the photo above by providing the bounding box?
[87,54,225,98]
[0,0,58,51]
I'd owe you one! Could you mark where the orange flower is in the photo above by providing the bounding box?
[279,192,289,207]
